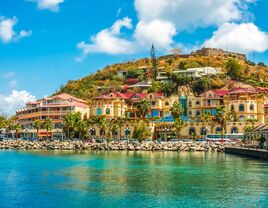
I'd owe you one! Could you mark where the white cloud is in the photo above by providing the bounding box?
[133,0,255,50]
[77,17,134,59]
[28,0,64,12]
[0,16,32,43]
[0,90,36,116]
[134,0,253,31]
[204,22,268,53]
[77,0,259,58]
[134,20,176,50]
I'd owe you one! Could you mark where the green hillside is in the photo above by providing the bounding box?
[56,50,268,101]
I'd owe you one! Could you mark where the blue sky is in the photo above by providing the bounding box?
[0,0,268,115]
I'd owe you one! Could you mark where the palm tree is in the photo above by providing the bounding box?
[76,119,87,140]
[137,99,151,119]
[216,106,226,142]
[173,118,185,139]
[111,116,126,140]
[170,101,184,120]
[170,101,185,139]
[132,120,151,143]
[202,111,213,134]
[12,123,22,139]
[33,119,42,139]
[43,118,53,139]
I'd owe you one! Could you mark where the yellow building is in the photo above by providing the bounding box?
[16,93,89,138]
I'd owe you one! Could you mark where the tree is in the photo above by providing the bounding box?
[12,123,22,139]
[173,118,185,139]
[137,99,151,119]
[170,101,184,120]
[33,119,42,139]
[170,101,185,139]
[111,116,126,140]
[215,106,226,141]
[225,59,243,80]
[43,118,53,139]
[192,77,211,95]
[202,111,213,134]
[76,119,87,140]
[178,61,186,70]
[132,121,151,142]
[150,44,158,80]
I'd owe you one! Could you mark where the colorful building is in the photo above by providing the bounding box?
[16,93,89,138]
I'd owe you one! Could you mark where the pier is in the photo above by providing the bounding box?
[225,147,268,160]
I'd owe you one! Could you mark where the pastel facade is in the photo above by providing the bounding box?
[16,93,89,138]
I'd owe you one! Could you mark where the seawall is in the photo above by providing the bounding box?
[225,147,268,160]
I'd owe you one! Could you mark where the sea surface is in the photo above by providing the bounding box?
[0,151,267,208]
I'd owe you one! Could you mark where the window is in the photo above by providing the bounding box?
[106,108,110,115]
[239,104,245,112]
[97,108,102,115]
[215,127,222,134]
[196,111,201,117]
[196,100,200,106]
[152,101,156,106]
[189,127,196,136]
[189,101,192,107]
[239,115,245,121]
[230,104,234,111]
[200,127,207,135]
[231,127,238,134]
[165,101,169,106]
[250,104,254,111]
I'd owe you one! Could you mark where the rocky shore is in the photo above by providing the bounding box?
[0,139,238,152]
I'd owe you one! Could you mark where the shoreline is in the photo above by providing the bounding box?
[0,139,237,152]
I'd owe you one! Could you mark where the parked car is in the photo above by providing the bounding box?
[170,139,180,143]
[182,139,192,143]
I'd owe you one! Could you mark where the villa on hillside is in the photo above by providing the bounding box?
[15,93,89,139]
[156,67,221,81]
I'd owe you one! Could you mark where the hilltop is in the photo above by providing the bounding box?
[56,48,268,101]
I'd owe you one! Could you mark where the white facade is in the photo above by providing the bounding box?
[156,67,221,81]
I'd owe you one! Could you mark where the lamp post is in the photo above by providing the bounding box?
[125,128,130,143]
[164,127,168,142]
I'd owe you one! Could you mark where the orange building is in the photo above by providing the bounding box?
[16,93,89,138]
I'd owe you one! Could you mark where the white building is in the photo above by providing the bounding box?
[156,67,221,81]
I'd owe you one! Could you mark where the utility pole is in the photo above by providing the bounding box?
[150,44,158,81]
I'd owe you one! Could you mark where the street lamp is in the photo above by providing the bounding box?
[125,128,130,142]
[164,127,168,142]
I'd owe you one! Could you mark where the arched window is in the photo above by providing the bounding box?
[200,127,207,135]
[230,104,234,111]
[97,108,102,115]
[250,104,254,111]
[189,101,192,107]
[165,101,169,106]
[215,127,222,134]
[106,108,110,115]
[196,111,201,117]
[196,100,200,105]
[90,128,96,136]
[125,128,131,137]
[231,127,238,133]
[188,111,192,116]
[239,115,245,121]
[189,127,196,136]
[239,104,245,112]
[100,129,105,136]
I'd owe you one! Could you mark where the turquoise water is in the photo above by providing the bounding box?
[0,151,267,208]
